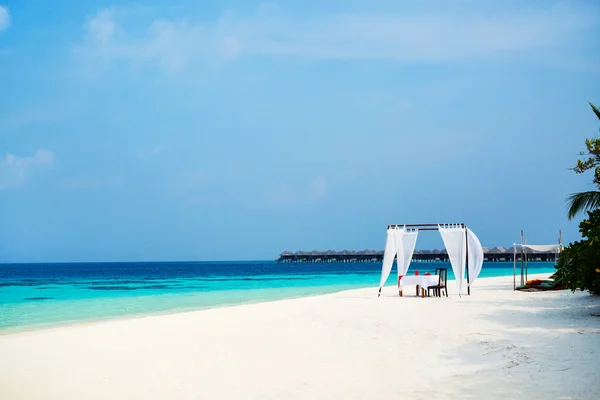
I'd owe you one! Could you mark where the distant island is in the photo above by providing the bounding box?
[276,247,559,263]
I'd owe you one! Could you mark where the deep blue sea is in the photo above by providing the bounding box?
[0,261,556,331]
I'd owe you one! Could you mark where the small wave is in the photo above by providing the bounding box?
[87,284,172,291]
[83,279,169,285]
[198,276,316,282]
[0,280,46,287]
[87,286,139,291]
[23,297,53,301]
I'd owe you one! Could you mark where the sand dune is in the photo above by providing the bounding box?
[0,274,599,399]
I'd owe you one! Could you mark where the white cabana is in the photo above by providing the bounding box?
[513,240,561,289]
[378,223,485,297]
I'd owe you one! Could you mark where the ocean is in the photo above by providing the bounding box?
[0,261,556,331]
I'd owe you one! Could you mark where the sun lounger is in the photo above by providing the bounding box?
[515,279,567,291]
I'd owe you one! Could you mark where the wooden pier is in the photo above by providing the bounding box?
[276,247,559,263]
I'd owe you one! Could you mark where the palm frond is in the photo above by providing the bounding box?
[590,102,600,121]
[566,191,600,220]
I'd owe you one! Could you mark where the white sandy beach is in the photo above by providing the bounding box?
[1,274,599,400]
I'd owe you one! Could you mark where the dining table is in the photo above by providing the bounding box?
[398,275,440,298]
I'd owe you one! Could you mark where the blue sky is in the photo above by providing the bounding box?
[1,0,599,262]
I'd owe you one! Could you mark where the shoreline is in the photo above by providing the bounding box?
[0,271,556,335]
[1,273,598,399]
[0,283,367,336]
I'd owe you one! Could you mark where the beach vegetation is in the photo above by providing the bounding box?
[554,209,600,295]
[555,102,600,295]
[566,102,600,220]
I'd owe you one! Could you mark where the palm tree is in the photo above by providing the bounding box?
[592,102,600,120]
[567,191,600,220]
[566,102,600,220]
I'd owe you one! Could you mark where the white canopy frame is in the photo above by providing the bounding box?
[378,223,484,297]
[512,229,562,290]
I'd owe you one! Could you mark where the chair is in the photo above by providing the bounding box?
[427,268,447,297]
[424,268,441,297]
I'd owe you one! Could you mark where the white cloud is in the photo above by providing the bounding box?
[0,149,54,190]
[219,35,242,60]
[78,8,209,72]
[76,3,598,72]
[0,6,10,33]
[86,8,115,45]
[307,175,327,200]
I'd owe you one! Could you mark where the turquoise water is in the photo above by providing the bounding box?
[0,261,556,331]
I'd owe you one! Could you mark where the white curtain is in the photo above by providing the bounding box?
[394,227,406,282]
[379,228,398,289]
[399,229,419,277]
[467,228,484,287]
[438,224,467,295]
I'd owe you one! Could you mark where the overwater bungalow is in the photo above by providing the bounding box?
[276,247,559,263]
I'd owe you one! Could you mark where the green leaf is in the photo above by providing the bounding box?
[591,102,600,121]
[566,191,600,220]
